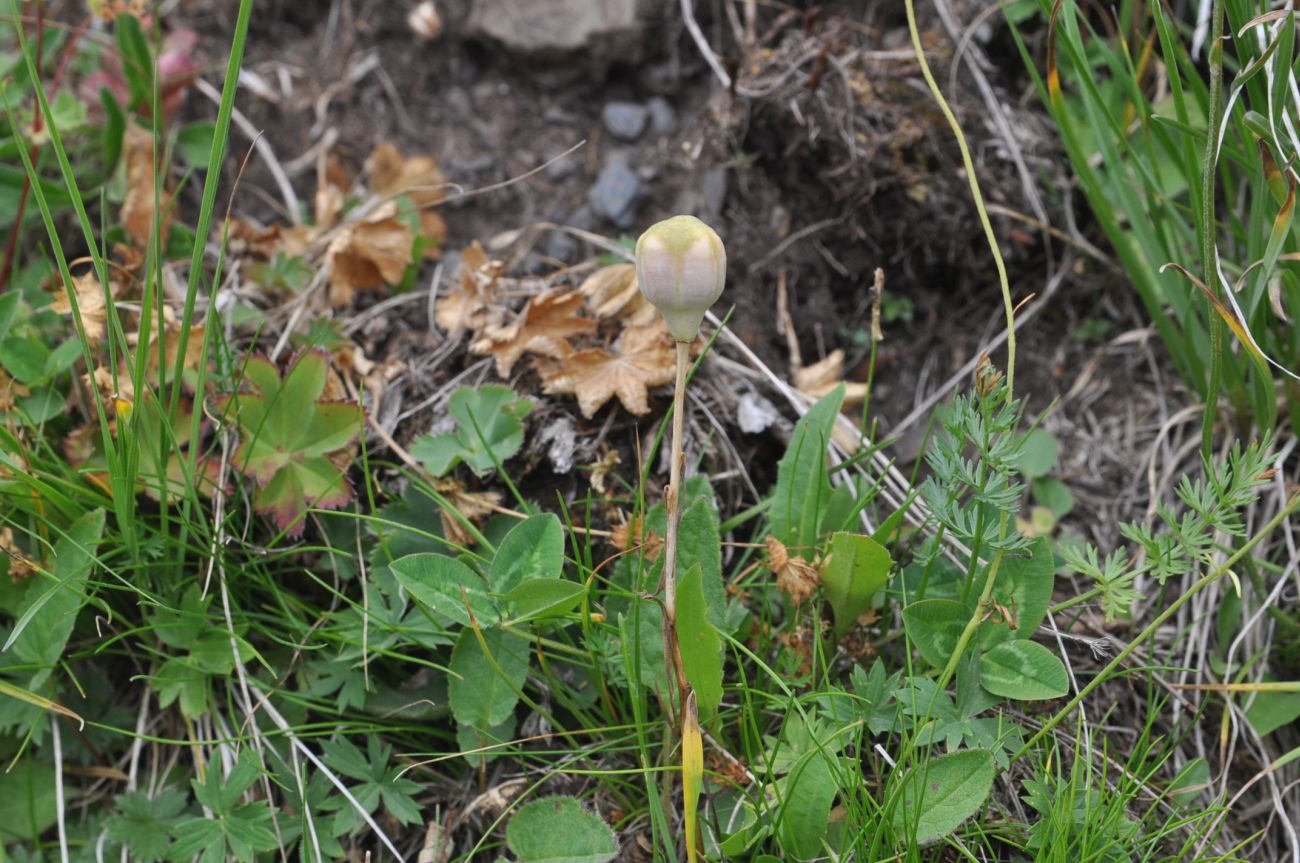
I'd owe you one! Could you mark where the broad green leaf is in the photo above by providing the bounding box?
[676,563,723,719]
[456,714,518,766]
[0,758,57,841]
[822,531,892,635]
[890,749,994,843]
[6,509,105,666]
[770,385,844,557]
[983,537,1055,645]
[491,514,563,593]
[1246,688,1300,736]
[503,578,586,624]
[778,747,836,860]
[902,598,968,669]
[177,121,217,168]
[448,627,528,730]
[677,495,726,630]
[410,385,532,477]
[979,640,1068,701]
[506,796,617,863]
[1031,476,1074,517]
[391,553,499,628]
[1012,429,1058,479]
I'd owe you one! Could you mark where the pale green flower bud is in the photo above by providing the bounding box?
[635,215,726,341]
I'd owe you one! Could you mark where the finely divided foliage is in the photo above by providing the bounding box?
[1,2,1297,862]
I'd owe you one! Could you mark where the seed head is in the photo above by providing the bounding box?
[635,215,726,341]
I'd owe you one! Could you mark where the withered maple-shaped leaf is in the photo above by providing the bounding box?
[51,270,112,344]
[121,124,175,249]
[326,204,415,307]
[578,263,656,326]
[217,351,364,536]
[794,349,867,405]
[542,322,676,417]
[471,291,595,376]
[435,241,504,334]
[369,141,448,260]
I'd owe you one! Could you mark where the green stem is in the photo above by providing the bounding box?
[1200,0,1226,455]
[937,516,1009,690]
[905,0,1016,395]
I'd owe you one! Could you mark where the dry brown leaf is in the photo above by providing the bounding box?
[86,365,134,414]
[577,263,648,321]
[587,448,620,494]
[435,241,505,334]
[542,322,675,417]
[431,476,500,547]
[0,369,30,411]
[794,349,868,405]
[609,512,661,560]
[326,208,415,307]
[370,142,448,260]
[145,326,205,385]
[370,141,446,207]
[314,154,351,227]
[768,535,819,607]
[51,270,111,344]
[121,124,174,249]
[228,219,312,260]
[471,290,595,376]
[0,526,37,582]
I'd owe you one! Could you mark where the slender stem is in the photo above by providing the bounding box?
[1009,494,1300,765]
[662,340,691,714]
[937,517,1009,691]
[1200,0,1225,457]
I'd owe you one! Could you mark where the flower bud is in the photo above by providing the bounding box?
[635,215,726,341]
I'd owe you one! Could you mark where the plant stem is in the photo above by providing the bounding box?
[937,516,1009,691]
[1200,0,1225,457]
[1009,493,1300,765]
[662,339,691,715]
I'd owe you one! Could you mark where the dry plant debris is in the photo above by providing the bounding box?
[471,290,596,376]
[540,322,676,417]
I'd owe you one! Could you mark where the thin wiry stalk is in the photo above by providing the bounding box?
[661,339,692,713]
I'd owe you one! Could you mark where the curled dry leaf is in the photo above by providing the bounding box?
[587,448,620,494]
[0,369,30,412]
[430,475,500,547]
[471,290,596,376]
[51,270,113,345]
[326,204,415,307]
[578,263,656,325]
[794,349,867,405]
[121,124,174,249]
[436,241,505,334]
[767,535,819,607]
[227,219,312,260]
[0,526,37,582]
[369,141,449,260]
[609,512,661,561]
[541,321,675,417]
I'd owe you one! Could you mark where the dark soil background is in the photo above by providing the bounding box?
[172,0,1178,542]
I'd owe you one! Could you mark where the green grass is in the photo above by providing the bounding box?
[1009,0,1300,437]
[0,3,1296,862]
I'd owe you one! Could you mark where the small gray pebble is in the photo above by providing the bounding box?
[646,97,677,136]
[588,153,643,228]
[603,101,649,141]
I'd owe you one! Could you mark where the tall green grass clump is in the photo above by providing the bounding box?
[1010,0,1300,437]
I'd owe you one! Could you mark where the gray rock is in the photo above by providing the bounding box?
[701,165,728,216]
[588,153,642,228]
[646,97,677,136]
[468,0,641,56]
[603,101,649,141]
